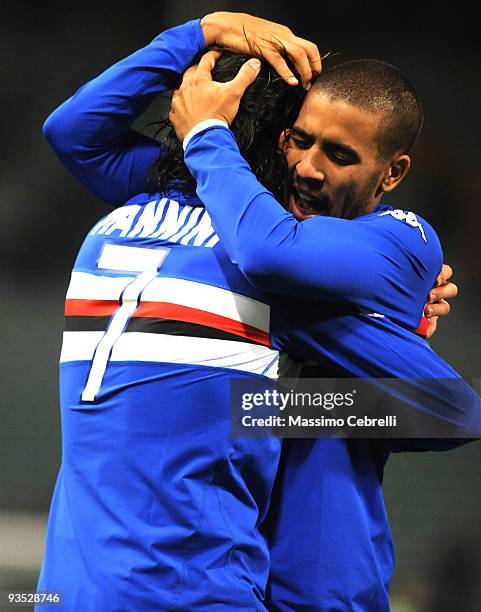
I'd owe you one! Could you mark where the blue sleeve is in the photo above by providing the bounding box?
[184,127,443,330]
[43,19,205,205]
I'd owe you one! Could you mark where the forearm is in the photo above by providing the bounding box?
[184,125,291,259]
[44,19,205,204]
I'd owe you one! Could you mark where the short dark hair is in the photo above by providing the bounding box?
[313,59,423,159]
[149,53,305,200]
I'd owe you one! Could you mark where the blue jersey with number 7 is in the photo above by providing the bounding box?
[37,18,480,612]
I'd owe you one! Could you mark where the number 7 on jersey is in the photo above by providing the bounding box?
[81,243,170,402]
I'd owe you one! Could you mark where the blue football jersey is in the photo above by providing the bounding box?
[38,18,480,612]
[38,192,289,611]
[184,125,480,610]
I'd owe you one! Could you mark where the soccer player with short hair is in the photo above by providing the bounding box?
[169,35,481,611]
[37,12,477,611]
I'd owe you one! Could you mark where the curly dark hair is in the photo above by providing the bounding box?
[148,52,305,203]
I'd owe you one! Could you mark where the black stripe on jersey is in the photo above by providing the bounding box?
[65,316,111,331]
[65,316,258,345]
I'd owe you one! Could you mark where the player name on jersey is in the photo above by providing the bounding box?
[90,198,220,247]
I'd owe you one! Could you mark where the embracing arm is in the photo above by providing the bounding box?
[184,126,440,329]
[44,13,321,206]
[172,52,456,332]
[43,20,206,204]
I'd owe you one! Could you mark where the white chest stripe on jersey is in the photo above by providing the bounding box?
[67,244,274,401]
[379,209,427,243]
[66,271,271,333]
[60,332,280,380]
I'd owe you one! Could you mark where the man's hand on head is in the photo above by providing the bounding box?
[169,51,261,142]
[424,263,458,338]
[200,12,321,90]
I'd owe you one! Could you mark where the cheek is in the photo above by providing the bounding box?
[334,170,375,196]
[336,181,357,201]
[329,168,357,193]
[329,175,368,210]
[285,149,300,170]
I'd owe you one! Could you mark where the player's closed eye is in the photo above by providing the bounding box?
[291,137,312,150]
[328,151,352,165]
[323,145,356,166]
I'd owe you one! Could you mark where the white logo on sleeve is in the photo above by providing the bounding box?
[379,209,427,243]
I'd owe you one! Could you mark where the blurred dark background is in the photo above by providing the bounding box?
[1,1,479,610]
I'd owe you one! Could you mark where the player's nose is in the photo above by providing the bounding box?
[296,153,325,183]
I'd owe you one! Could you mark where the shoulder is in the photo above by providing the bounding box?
[374,205,436,241]
[361,204,442,256]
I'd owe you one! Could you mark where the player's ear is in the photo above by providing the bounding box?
[381,154,411,193]
[279,129,291,153]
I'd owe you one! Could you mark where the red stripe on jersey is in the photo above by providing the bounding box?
[64,298,271,347]
[415,315,430,337]
[65,299,119,316]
